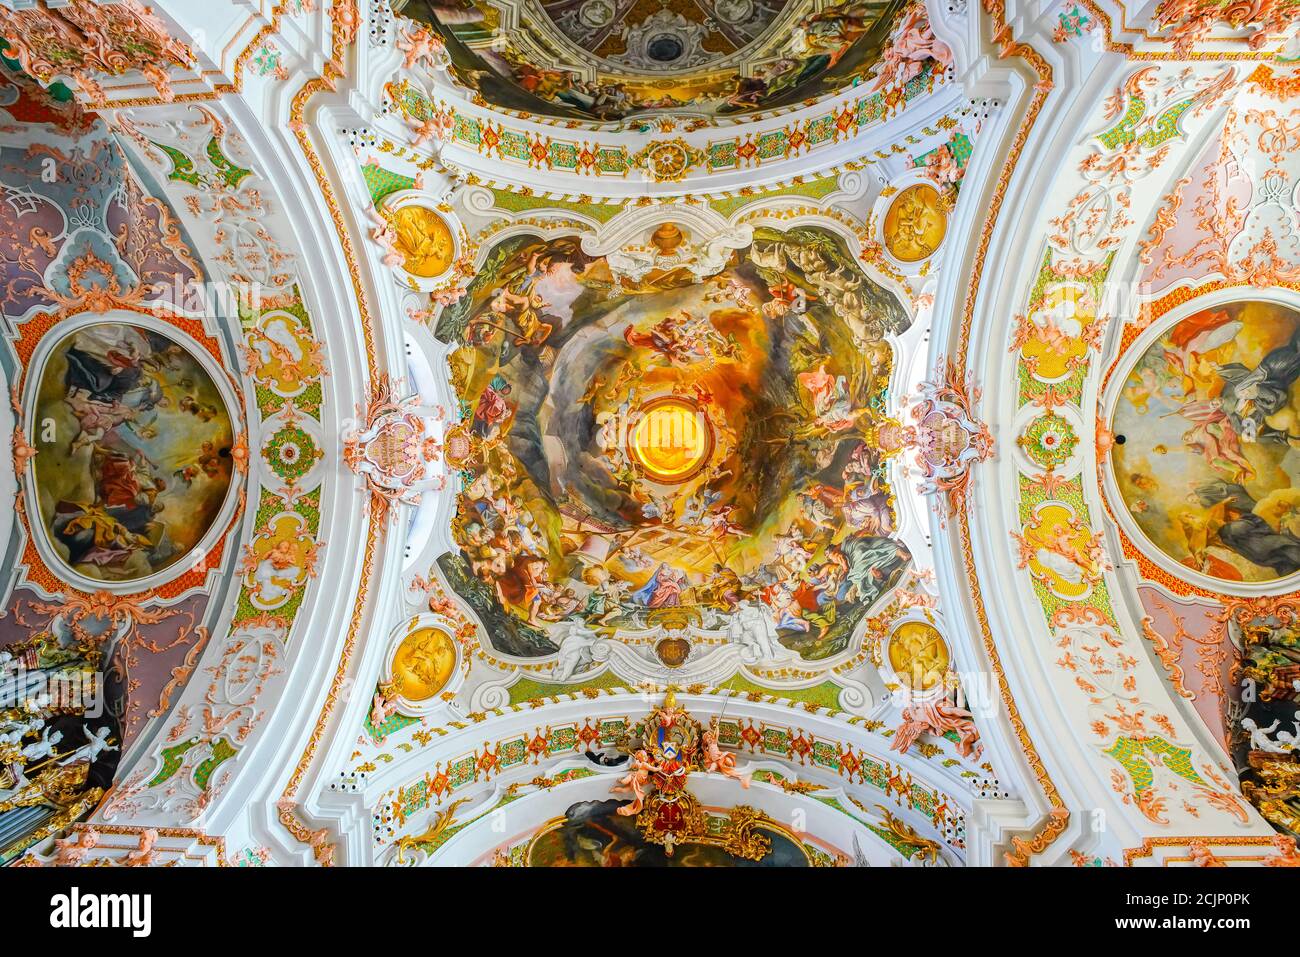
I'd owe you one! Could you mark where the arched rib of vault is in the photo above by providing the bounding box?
[314,693,974,864]
[399,766,935,866]
[882,0,1063,866]
[952,8,1285,864]
[79,81,395,861]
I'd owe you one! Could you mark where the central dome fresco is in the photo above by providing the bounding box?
[399,0,909,120]
[436,226,911,662]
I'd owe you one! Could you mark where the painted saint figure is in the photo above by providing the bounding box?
[632,563,687,608]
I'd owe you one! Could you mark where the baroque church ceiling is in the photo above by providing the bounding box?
[0,0,1299,873]
[396,0,907,119]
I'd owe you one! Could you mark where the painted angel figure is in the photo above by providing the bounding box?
[702,725,751,788]
[1266,834,1300,867]
[613,749,657,816]
[1188,841,1226,867]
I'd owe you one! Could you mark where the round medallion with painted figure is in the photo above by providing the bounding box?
[391,626,458,701]
[887,620,950,691]
[882,183,947,263]
[392,205,457,279]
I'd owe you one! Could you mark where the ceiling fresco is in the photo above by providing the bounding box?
[1111,300,1300,585]
[534,0,792,68]
[2,0,1300,879]
[0,69,240,857]
[31,322,237,585]
[398,0,931,121]
[435,226,911,664]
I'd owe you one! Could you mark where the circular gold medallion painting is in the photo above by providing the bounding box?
[390,626,457,701]
[628,397,714,484]
[887,621,950,690]
[882,184,947,263]
[391,205,456,278]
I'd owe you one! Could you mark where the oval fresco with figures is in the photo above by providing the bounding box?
[1111,300,1300,584]
[30,322,236,584]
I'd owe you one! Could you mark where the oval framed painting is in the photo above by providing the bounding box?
[26,316,239,589]
[1108,297,1300,589]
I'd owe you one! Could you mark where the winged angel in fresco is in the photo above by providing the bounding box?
[42,324,234,581]
[436,227,913,662]
[1116,306,1300,581]
[463,240,591,354]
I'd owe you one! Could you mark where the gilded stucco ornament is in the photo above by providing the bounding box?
[607,690,770,858]
[882,182,947,263]
[375,189,474,298]
[631,138,708,183]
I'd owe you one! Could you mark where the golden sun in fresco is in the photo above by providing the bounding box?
[628,397,715,484]
[390,626,457,701]
[882,183,947,263]
[392,205,456,278]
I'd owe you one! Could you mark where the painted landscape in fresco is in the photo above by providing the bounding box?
[435,227,911,661]
[1112,300,1300,583]
[31,322,235,582]
[404,0,908,121]
[526,799,809,866]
